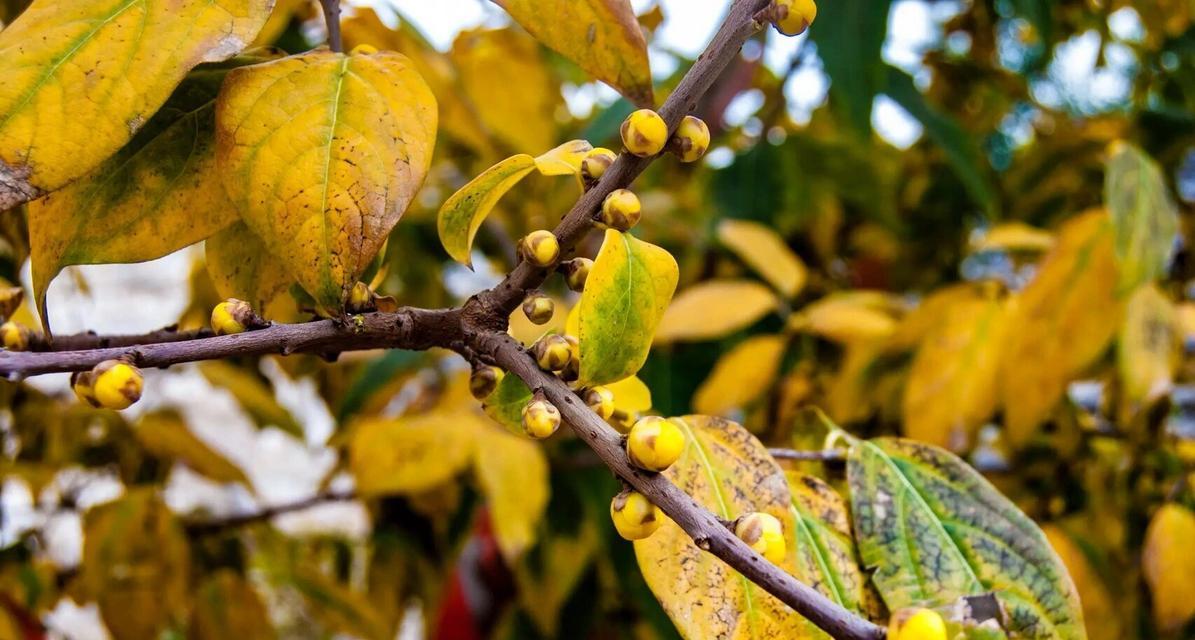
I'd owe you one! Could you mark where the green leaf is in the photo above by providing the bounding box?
[1105,141,1179,292]
[848,437,1086,639]
[438,155,536,265]
[787,473,871,619]
[483,373,533,435]
[883,66,998,217]
[809,0,893,138]
[578,230,679,386]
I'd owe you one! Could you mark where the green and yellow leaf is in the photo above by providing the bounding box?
[289,567,391,640]
[204,222,294,313]
[1105,141,1178,292]
[717,219,808,298]
[1118,283,1178,407]
[483,373,534,435]
[534,139,594,176]
[438,154,537,265]
[655,280,777,344]
[190,570,275,640]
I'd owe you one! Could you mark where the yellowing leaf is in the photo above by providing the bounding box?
[789,292,898,344]
[493,0,652,106]
[349,412,476,496]
[204,222,294,313]
[1118,283,1178,407]
[451,28,557,153]
[692,335,788,416]
[216,49,437,311]
[135,411,251,487]
[483,373,533,435]
[634,416,807,639]
[655,280,777,344]
[438,154,536,265]
[82,490,190,640]
[0,0,273,209]
[787,473,872,626]
[1000,210,1121,446]
[969,222,1054,254]
[190,570,275,640]
[849,438,1086,639]
[508,297,569,346]
[1143,504,1195,632]
[607,374,652,415]
[717,219,808,298]
[578,230,678,386]
[198,361,303,438]
[902,285,1006,452]
[290,567,390,640]
[534,139,594,176]
[1043,526,1121,640]
[474,424,549,560]
[1106,141,1179,292]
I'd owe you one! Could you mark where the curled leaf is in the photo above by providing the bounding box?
[438,154,536,265]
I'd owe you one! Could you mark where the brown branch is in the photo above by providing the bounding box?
[185,490,357,534]
[42,325,213,351]
[319,0,343,53]
[475,331,886,640]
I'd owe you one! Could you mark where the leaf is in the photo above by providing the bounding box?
[438,154,537,265]
[1142,504,1195,632]
[902,285,1006,452]
[1105,141,1179,292]
[970,222,1055,255]
[1000,210,1121,446]
[216,48,437,311]
[655,280,777,344]
[198,361,303,439]
[809,0,893,138]
[692,335,788,416]
[607,374,652,415]
[787,473,872,624]
[451,28,557,153]
[717,219,808,298]
[883,66,998,216]
[289,567,390,640]
[1043,526,1122,640]
[473,423,550,560]
[492,0,652,106]
[348,411,476,496]
[1118,283,1178,407]
[135,411,251,487]
[190,570,275,640]
[81,489,191,640]
[28,53,281,329]
[848,438,1086,639]
[789,291,899,344]
[578,229,679,386]
[634,416,806,639]
[483,373,534,435]
[514,518,599,636]
[204,222,294,313]
[534,139,594,176]
[0,0,273,209]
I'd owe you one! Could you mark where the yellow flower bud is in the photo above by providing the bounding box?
[0,321,34,351]
[469,365,503,400]
[347,281,375,313]
[668,115,711,163]
[521,398,561,439]
[581,147,617,184]
[620,109,668,157]
[522,295,555,325]
[561,258,593,292]
[520,230,561,268]
[211,298,265,336]
[735,512,786,564]
[610,489,663,540]
[600,189,642,231]
[91,360,143,410]
[890,608,948,640]
[70,370,100,408]
[626,416,685,472]
[584,386,615,420]
[532,334,573,372]
[772,0,817,37]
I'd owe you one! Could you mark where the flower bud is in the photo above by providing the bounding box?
[91,360,143,410]
[889,608,948,640]
[347,281,375,313]
[520,230,561,268]
[0,321,35,351]
[735,512,786,564]
[70,370,99,407]
[522,295,555,325]
[560,258,593,292]
[610,489,663,540]
[469,365,503,400]
[668,115,710,163]
[584,386,615,420]
[772,0,817,36]
[626,416,685,472]
[581,147,617,185]
[211,298,266,336]
[521,398,561,439]
[620,109,668,157]
[600,189,642,231]
[532,334,573,372]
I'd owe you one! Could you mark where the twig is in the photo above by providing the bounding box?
[185,490,357,533]
[319,0,343,53]
[43,326,212,351]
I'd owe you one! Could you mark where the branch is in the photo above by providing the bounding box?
[319,0,343,53]
[768,448,847,463]
[42,326,212,351]
[475,331,886,640]
[185,490,357,534]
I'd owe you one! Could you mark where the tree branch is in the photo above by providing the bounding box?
[319,0,343,53]
[768,447,847,463]
[185,490,357,534]
[41,326,212,352]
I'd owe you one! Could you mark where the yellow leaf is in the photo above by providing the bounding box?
[0,0,273,209]
[474,423,549,561]
[451,28,557,153]
[493,0,652,106]
[198,361,303,439]
[190,570,276,640]
[717,219,808,298]
[82,489,190,640]
[634,416,808,639]
[1118,283,1178,407]
[216,48,437,311]
[438,154,537,265]
[607,374,652,415]
[693,335,788,416]
[204,222,294,313]
[290,566,391,640]
[534,139,594,176]
[1001,210,1121,446]
[28,53,280,330]
[1143,504,1195,632]
[902,285,1006,452]
[349,412,475,496]
[969,222,1055,254]
[1043,525,1122,640]
[655,279,778,344]
[789,291,899,344]
[252,0,311,47]
[135,411,251,487]
[578,230,679,386]
[483,373,533,435]
[508,297,569,346]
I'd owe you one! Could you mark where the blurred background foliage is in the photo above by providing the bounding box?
[4,0,1195,638]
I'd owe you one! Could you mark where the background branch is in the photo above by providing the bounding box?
[185,490,357,534]
[319,0,343,53]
